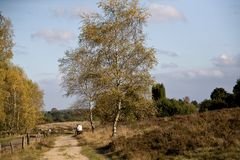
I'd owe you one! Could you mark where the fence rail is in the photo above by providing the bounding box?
[0,133,43,155]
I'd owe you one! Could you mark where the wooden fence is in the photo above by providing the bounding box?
[0,133,43,155]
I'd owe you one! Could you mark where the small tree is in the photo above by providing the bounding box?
[233,79,240,107]
[59,49,99,133]
[183,96,190,103]
[152,83,166,101]
[210,88,228,101]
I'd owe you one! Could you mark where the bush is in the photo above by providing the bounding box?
[199,99,212,112]
[199,99,230,112]
[156,98,196,117]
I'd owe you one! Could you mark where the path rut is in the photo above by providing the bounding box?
[41,135,88,160]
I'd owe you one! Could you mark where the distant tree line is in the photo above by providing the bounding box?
[152,83,197,117]
[43,108,89,123]
[0,13,43,134]
[43,80,240,123]
[199,79,240,112]
[151,79,240,117]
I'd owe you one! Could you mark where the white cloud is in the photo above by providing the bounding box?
[153,53,239,102]
[149,4,185,22]
[53,6,94,19]
[166,69,224,79]
[31,29,75,44]
[212,53,240,67]
[161,62,178,69]
[184,69,224,78]
[158,49,178,57]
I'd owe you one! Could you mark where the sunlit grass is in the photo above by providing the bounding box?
[0,136,56,160]
[81,145,106,160]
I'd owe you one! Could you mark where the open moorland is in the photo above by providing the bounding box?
[76,108,240,160]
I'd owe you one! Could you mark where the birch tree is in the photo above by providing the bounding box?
[59,49,100,133]
[0,12,13,128]
[59,0,156,137]
[0,13,44,133]
[0,12,13,65]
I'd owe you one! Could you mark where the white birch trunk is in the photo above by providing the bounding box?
[112,100,121,137]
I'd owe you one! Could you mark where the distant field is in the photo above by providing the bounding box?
[37,121,100,134]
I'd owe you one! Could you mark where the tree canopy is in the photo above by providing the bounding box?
[0,13,43,134]
[59,0,156,137]
[210,88,228,101]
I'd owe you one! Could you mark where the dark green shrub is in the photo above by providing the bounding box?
[199,99,212,112]
[152,83,166,101]
[233,79,240,107]
[156,98,196,117]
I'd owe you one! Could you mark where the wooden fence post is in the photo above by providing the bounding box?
[22,136,25,149]
[27,133,30,145]
[10,142,13,154]
[0,143,2,156]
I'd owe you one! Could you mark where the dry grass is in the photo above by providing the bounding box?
[37,108,240,159]
[78,121,161,147]
[76,120,170,159]
[0,136,56,160]
[109,108,240,159]
[76,108,240,160]
[38,121,88,131]
[81,146,106,160]
[37,121,101,134]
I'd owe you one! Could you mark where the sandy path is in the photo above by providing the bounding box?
[41,135,89,160]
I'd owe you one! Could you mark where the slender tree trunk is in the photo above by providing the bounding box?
[89,106,95,133]
[112,100,121,137]
[17,110,20,132]
[13,89,17,133]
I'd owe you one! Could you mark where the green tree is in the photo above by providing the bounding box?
[59,0,156,137]
[156,98,196,117]
[152,83,166,101]
[233,79,240,107]
[210,88,228,101]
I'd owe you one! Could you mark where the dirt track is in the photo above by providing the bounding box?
[41,135,88,160]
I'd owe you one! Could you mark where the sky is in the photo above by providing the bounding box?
[0,0,239,110]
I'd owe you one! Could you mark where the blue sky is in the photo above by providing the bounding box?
[0,0,239,110]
